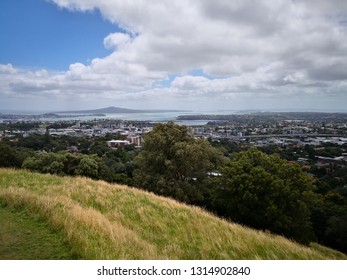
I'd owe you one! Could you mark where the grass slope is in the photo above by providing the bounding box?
[0,168,345,260]
[0,207,77,259]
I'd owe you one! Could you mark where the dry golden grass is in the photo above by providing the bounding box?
[0,168,346,260]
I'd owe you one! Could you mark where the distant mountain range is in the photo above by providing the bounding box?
[54,106,187,114]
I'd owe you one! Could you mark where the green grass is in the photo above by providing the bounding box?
[0,168,346,260]
[0,207,77,259]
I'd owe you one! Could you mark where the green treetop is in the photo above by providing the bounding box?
[134,121,223,204]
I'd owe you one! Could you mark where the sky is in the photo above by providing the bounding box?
[1,0,347,112]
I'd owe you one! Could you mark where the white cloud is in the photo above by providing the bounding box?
[103,32,132,50]
[0,64,17,74]
[1,0,347,111]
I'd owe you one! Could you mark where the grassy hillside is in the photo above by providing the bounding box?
[0,168,345,260]
[0,207,77,259]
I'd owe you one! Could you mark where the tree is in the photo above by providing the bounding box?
[46,160,65,175]
[213,148,317,244]
[74,157,99,178]
[134,122,223,204]
[311,192,347,253]
[325,214,347,253]
[89,143,109,157]
[22,152,69,175]
[0,142,23,168]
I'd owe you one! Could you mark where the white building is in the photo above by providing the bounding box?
[107,140,130,148]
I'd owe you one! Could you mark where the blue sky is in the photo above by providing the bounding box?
[0,0,347,112]
[0,0,117,70]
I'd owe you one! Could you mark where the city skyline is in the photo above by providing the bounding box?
[1,0,347,112]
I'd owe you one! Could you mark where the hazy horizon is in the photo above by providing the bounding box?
[1,106,347,115]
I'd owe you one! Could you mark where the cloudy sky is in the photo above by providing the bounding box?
[1,0,347,112]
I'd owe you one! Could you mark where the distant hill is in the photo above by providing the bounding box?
[0,168,346,260]
[55,106,187,114]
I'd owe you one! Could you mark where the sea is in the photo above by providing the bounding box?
[2,110,242,126]
[49,111,219,126]
[2,109,271,125]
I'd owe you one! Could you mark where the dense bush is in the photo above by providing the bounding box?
[212,149,318,244]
